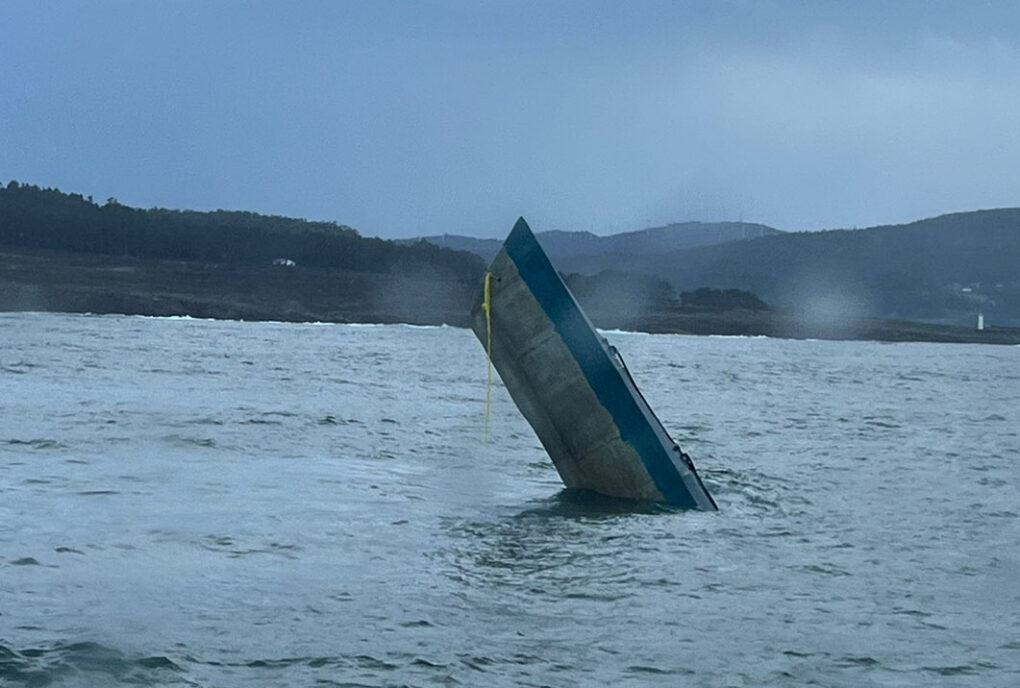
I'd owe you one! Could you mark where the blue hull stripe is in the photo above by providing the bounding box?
[503,218,704,508]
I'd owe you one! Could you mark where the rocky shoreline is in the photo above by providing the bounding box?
[3,247,1018,345]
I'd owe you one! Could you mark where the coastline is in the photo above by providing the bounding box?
[3,247,1018,345]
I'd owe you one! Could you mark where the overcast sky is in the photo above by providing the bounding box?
[3,1,1020,238]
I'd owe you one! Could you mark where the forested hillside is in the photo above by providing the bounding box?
[417,208,1020,327]
[635,210,1020,326]
[0,182,484,283]
[411,221,780,263]
[3,180,1018,338]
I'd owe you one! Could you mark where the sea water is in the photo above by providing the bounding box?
[1,312,1017,687]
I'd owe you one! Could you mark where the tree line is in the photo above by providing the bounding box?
[0,181,485,283]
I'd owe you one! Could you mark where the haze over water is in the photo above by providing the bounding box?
[2,313,1018,687]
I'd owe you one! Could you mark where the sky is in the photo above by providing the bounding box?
[3,1,1020,239]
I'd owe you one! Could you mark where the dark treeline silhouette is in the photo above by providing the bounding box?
[410,221,781,263]
[5,180,1018,340]
[0,181,484,283]
[563,270,678,317]
[586,209,1020,326]
[679,287,769,312]
[564,271,769,320]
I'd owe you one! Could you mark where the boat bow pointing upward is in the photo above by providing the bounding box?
[471,218,717,510]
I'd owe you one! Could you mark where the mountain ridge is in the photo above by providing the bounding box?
[3,180,1018,331]
[405,220,782,262]
[630,208,1020,327]
[413,209,1020,327]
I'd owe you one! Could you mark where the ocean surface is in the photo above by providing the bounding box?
[1,312,1017,687]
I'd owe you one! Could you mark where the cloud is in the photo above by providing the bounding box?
[3,1,1020,237]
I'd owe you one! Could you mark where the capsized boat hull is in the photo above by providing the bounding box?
[471,218,717,510]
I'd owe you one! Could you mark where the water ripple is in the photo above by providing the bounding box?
[0,313,1017,687]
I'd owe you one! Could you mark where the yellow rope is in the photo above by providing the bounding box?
[482,271,493,440]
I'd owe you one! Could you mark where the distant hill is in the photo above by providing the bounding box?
[401,234,502,260]
[563,271,769,323]
[624,209,1020,328]
[5,179,1019,333]
[545,221,780,257]
[407,221,781,263]
[0,181,485,284]
[414,210,1020,328]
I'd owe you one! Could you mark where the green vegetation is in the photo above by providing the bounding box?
[418,210,1020,328]
[3,179,1018,341]
[412,221,781,264]
[0,181,484,283]
[678,287,769,312]
[542,210,1020,328]
[563,271,679,316]
[564,271,769,320]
